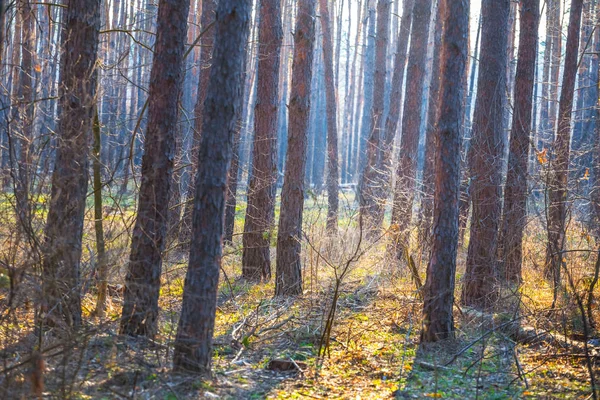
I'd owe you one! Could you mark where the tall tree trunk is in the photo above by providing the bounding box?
[223,118,244,245]
[421,0,469,343]
[498,0,540,284]
[461,0,510,310]
[420,1,444,243]
[15,0,35,236]
[275,0,316,297]
[359,0,390,235]
[538,0,559,150]
[319,0,339,233]
[120,0,190,337]
[173,0,251,373]
[241,0,283,281]
[377,0,413,238]
[592,9,600,236]
[42,0,101,328]
[390,0,432,235]
[179,0,217,247]
[91,106,108,318]
[544,0,585,290]
[357,3,376,182]
[458,16,481,241]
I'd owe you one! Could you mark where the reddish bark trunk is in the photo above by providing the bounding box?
[498,0,539,284]
[275,0,316,297]
[241,0,283,281]
[421,0,469,343]
[120,0,190,337]
[545,0,585,288]
[179,0,217,247]
[390,0,432,234]
[173,0,251,372]
[359,0,390,235]
[42,0,101,328]
[318,0,339,233]
[461,0,510,310]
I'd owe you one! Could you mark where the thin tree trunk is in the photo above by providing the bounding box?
[359,0,390,235]
[275,0,316,297]
[241,0,283,281]
[319,0,339,233]
[545,0,585,289]
[179,0,217,247]
[498,0,540,284]
[421,0,469,343]
[173,0,251,373]
[120,0,190,337]
[461,0,510,310]
[420,1,444,243]
[378,0,413,236]
[458,16,481,242]
[15,0,35,236]
[92,106,108,318]
[390,0,433,235]
[42,0,101,328]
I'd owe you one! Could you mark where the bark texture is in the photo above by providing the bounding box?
[180,0,217,246]
[498,0,539,283]
[42,0,101,328]
[242,0,283,281]
[319,0,339,233]
[545,0,584,288]
[120,0,190,337]
[461,0,510,310]
[359,0,390,234]
[421,0,469,343]
[275,0,316,297]
[173,0,251,372]
[391,0,432,234]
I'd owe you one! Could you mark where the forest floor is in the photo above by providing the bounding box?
[0,195,599,399]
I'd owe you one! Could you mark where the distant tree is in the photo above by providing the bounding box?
[498,0,539,284]
[421,0,469,343]
[173,0,251,372]
[318,0,340,233]
[120,0,190,337]
[390,0,432,237]
[461,0,510,310]
[275,0,317,297]
[42,0,101,328]
[545,0,585,290]
[359,0,390,234]
[242,0,283,281]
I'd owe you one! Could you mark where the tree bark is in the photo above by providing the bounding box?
[275,0,316,297]
[359,0,390,235]
[390,0,432,235]
[179,0,217,247]
[120,0,190,337]
[42,0,101,328]
[421,0,469,343]
[173,0,251,373]
[318,0,340,233]
[420,1,444,243]
[92,106,109,318]
[241,0,283,281]
[498,0,539,284]
[461,0,510,310]
[15,0,35,236]
[545,0,585,289]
